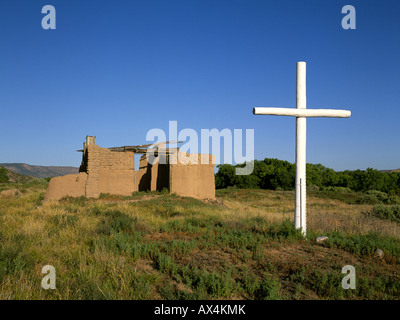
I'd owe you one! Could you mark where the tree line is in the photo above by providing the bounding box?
[215,158,400,195]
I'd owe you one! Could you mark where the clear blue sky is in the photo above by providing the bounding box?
[0,0,399,171]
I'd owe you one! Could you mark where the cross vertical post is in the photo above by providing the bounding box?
[253,61,351,236]
[295,62,307,235]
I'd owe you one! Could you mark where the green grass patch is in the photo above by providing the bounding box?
[323,230,400,261]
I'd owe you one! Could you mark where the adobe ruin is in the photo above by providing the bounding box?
[44,136,216,200]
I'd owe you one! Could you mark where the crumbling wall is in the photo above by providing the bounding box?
[44,172,87,200]
[135,155,151,191]
[169,153,215,199]
[152,162,169,191]
[98,146,135,196]
[134,155,169,192]
[84,144,100,197]
[84,144,135,197]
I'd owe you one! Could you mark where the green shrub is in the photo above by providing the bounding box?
[311,269,346,299]
[155,253,177,274]
[356,190,400,205]
[356,194,381,205]
[322,186,353,193]
[370,204,400,223]
[388,196,400,204]
[263,218,304,239]
[255,276,282,300]
[241,274,282,299]
[366,190,389,200]
[96,210,136,235]
[0,167,9,183]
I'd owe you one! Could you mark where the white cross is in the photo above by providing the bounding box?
[253,61,351,236]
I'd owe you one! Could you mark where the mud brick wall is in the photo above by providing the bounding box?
[85,144,101,197]
[134,155,150,191]
[44,172,88,200]
[98,147,135,170]
[83,144,134,197]
[151,162,169,191]
[169,153,215,199]
[134,155,169,192]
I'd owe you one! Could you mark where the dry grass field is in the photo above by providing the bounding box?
[0,180,399,300]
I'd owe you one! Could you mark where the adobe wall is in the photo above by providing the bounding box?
[169,152,215,199]
[151,161,169,192]
[44,172,87,200]
[135,155,151,191]
[84,144,135,197]
[134,155,169,192]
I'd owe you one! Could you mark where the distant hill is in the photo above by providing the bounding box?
[0,163,79,179]
[0,166,35,183]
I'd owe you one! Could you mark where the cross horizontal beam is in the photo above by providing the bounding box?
[253,107,351,118]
